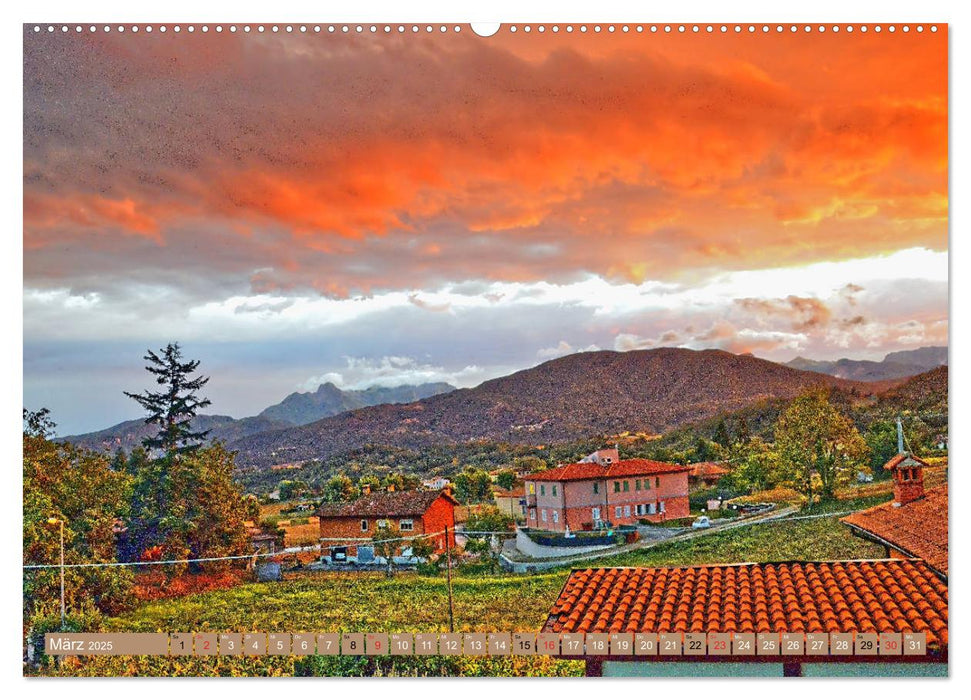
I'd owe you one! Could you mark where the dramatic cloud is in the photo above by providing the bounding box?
[301,356,489,392]
[22,28,949,433]
[24,29,947,298]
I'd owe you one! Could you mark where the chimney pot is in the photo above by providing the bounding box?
[891,457,925,506]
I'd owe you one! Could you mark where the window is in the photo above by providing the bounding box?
[645,479,651,489]
[648,503,656,515]
[615,506,623,518]
[623,481,630,492]
[552,510,559,523]
[592,507,601,520]
[377,519,389,529]
[635,479,641,491]
[623,505,631,518]
[529,483,535,494]
[399,519,414,531]
[529,509,536,520]
[656,477,660,488]
[614,481,621,493]
[659,501,666,513]
[552,485,558,496]
[360,519,369,532]
[540,484,546,496]
[593,482,600,494]
[635,504,644,516]
[541,509,548,522]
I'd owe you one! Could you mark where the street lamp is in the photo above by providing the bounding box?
[47,517,65,630]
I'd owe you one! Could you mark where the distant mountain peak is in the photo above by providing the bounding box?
[786,345,947,382]
[258,381,456,426]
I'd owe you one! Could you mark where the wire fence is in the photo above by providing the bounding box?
[21,528,516,571]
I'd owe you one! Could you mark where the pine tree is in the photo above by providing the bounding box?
[124,343,211,454]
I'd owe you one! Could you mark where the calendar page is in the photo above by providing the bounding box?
[22,18,948,680]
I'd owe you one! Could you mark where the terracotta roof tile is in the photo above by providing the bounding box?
[882,453,930,471]
[841,485,948,576]
[315,489,457,518]
[542,561,948,650]
[528,458,692,482]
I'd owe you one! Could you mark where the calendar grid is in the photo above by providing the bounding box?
[44,631,930,657]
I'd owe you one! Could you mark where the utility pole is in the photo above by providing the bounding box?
[47,518,65,629]
[445,526,455,633]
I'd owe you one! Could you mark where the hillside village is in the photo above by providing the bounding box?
[24,344,949,677]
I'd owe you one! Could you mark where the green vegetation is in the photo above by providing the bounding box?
[23,409,134,618]
[594,507,886,568]
[775,390,870,500]
[463,507,515,573]
[452,467,495,503]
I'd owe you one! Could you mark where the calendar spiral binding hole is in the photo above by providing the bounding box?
[31,24,940,35]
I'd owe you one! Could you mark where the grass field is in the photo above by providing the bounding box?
[30,502,890,677]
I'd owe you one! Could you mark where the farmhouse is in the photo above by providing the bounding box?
[524,449,692,532]
[841,453,948,578]
[316,487,457,557]
[542,560,948,677]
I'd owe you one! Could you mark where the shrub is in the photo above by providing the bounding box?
[25,604,105,665]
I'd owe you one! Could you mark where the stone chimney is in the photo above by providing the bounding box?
[888,418,926,507]
[888,455,927,507]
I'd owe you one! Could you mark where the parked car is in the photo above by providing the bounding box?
[692,515,711,529]
[319,545,424,567]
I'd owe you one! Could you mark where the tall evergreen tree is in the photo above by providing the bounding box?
[124,343,211,454]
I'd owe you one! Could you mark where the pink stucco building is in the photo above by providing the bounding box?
[523,449,692,532]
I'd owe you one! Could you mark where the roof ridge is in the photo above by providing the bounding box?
[567,557,930,572]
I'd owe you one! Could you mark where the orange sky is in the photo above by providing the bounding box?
[23,26,949,432]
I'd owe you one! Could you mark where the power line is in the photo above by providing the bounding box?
[21,528,514,571]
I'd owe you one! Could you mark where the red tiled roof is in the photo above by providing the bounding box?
[316,489,457,518]
[882,453,930,471]
[841,485,948,576]
[542,561,948,649]
[528,459,692,482]
[494,486,525,498]
[689,462,731,479]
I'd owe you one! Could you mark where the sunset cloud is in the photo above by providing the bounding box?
[22,28,948,434]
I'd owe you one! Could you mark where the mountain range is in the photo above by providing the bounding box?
[64,347,945,469]
[258,382,455,425]
[786,345,947,382]
[62,381,455,453]
[223,348,902,468]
